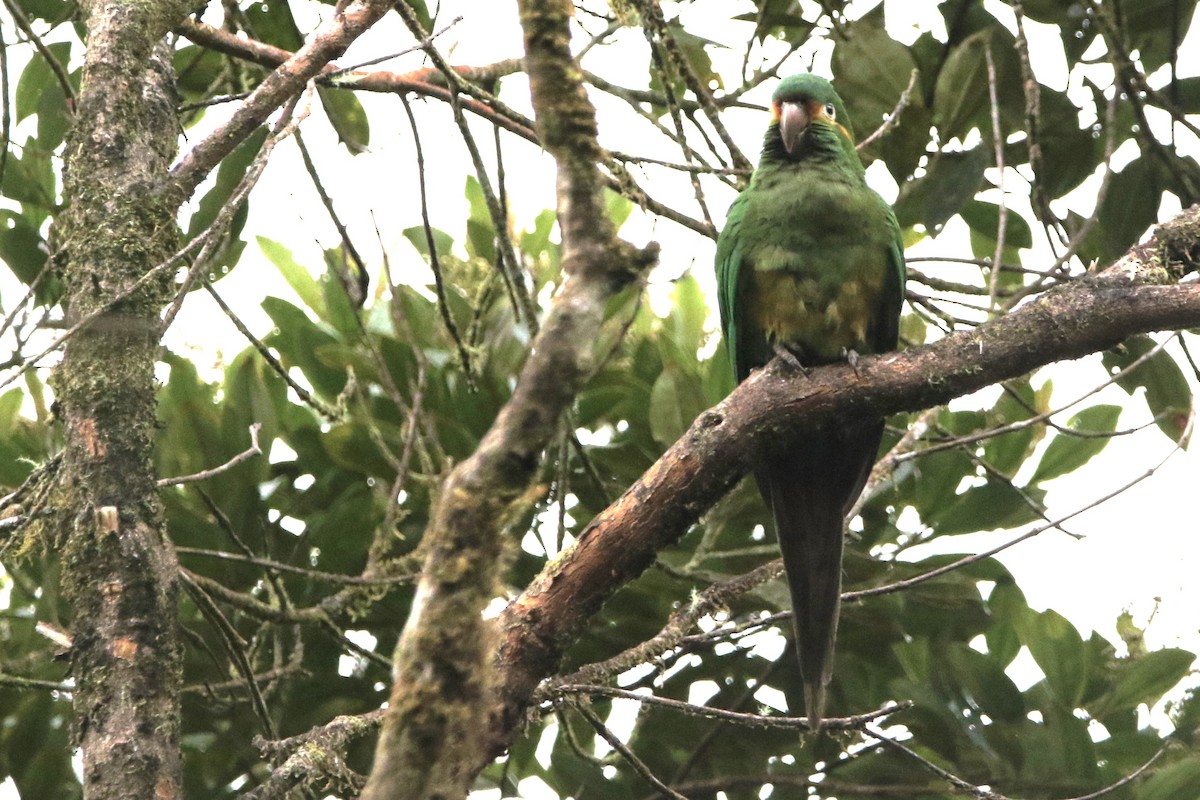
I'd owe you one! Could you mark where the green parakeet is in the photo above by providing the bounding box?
[716,74,906,727]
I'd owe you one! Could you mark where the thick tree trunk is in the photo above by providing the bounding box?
[52,0,190,796]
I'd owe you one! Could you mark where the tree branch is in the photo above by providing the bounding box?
[482,205,1200,763]
[357,0,658,796]
[169,0,393,200]
[175,19,536,143]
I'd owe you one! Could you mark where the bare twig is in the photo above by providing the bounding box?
[0,0,75,107]
[556,685,909,732]
[571,702,689,800]
[174,546,419,585]
[201,282,340,420]
[985,43,1009,311]
[857,69,919,151]
[157,424,264,487]
[397,92,475,382]
[170,0,394,200]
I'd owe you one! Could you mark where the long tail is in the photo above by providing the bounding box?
[756,420,884,729]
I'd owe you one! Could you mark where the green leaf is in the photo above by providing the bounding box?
[1098,157,1161,261]
[932,31,991,140]
[464,175,496,261]
[185,128,265,277]
[259,236,327,318]
[175,45,226,105]
[1017,609,1087,707]
[1,138,56,218]
[979,380,1045,477]
[0,388,22,430]
[947,644,1025,722]
[320,269,361,336]
[0,211,47,286]
[1102,336,1193,444]
[667,275,707,358]
[13,0,73,21]
[1037,86,1099,199]
[402,225,454,260]
[960,200,1033,249]
[647,367,705,447]
[15,42,70,122]
[1136,757,1200,800]
[1031,405,1122,483]
[605,188,633,231]
[244,0,305,50]
[1177,76,1200,115]
[667,21,723,93]
[929,481,1043,536]
[262,297,347,398]
[1116,0,1199,73]
[734,0,813,44]
[15,42,74,150]
[1095,648,1196,718]
[894,147,989,234]
[831,8,919,140]
[318,87,370,154]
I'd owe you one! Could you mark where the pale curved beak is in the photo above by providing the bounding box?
[779,101,810,155]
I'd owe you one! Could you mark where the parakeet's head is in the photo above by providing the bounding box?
[768,74,856,160]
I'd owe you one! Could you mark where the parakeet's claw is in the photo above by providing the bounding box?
[842,347,861,377]
[773,342,809,375]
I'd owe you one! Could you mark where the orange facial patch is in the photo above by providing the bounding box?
[808,100,855,144]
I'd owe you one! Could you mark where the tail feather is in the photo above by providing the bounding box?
[758,420,884,729]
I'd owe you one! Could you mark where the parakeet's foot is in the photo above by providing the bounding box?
[773,342,809,375]
[842,347,861,377]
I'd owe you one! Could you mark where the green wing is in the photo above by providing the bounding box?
[873,205,906,353]
[716,191,752,381]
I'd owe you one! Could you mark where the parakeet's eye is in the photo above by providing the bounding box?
[824,103,836,119]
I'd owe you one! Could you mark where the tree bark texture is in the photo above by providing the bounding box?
[359,1,656,797]
[52,0,191,796]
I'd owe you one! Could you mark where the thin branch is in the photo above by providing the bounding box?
[0,0,75,107]
[246,710,386,800]
[1056,741,1171,800]
[170,0,394,200]
[294,130,366,278]
[556,685,909,732]
[857,69,919,151]
[397,92,476,382]
[891,333,1174,464]
[543,558,784,692]
[0,19,10,190]
[392,2,537,328]
[630,0,752,174]
[571,702,688,800]
[863,725,1006,799]
[201,281,340,420]
[174,546,419,585]
[157,424,263,487]
[0,672,70,692]
[846,438,1182,604]
[985,42,1009,311]
[178,569,278,740]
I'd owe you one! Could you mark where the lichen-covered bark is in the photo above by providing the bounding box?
[358,1,656,797]
[52,0,192,796]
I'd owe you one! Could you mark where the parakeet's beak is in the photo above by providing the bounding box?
[778,101,810,155]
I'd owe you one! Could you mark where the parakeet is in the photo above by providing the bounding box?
[715,74,906,727]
